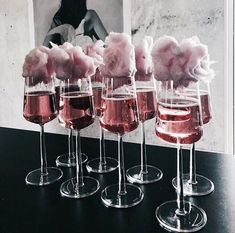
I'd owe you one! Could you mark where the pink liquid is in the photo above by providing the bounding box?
[92,86,102,117]
[100,94,139,135]
[156,98,203,144]
[136,88,157,122]
[200,92,212,124]
[179,89,212,124]
[23,91,57,125]
[55,86,60,112]
[59,91,95,130]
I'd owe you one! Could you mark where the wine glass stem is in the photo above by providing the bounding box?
[40,125,48,175]
[189,143,197,184]
[75,130,84,189]
[118,134,127,195]
[68,129,74,162]
[140,121,148,174]
[176,144,186,215]
[99,126,107,165]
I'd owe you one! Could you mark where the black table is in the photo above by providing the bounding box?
[0,127,234,233]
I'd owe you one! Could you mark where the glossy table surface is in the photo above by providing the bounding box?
[0,127,235,233]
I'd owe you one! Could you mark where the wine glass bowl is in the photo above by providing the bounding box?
[100,75,144,208]
[156,95,203,144]
[23,90,57,125]
[23,76,63,186]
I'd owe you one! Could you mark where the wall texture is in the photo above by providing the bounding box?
[0,0,38,132]
[0,0,227,152]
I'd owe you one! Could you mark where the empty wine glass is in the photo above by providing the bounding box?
[59,77,99,198]
[55,83,88,167]
[23,76,63,186]
[172,81,214,196]
[100,76,144,208]
[86,69,118,173]
[155,80,207,232]
[126,73,163,184]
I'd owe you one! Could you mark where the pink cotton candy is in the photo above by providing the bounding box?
[68,46,96,79]
[84,40,104,67]
[135,36,153,76]
[180,37,214,83]
[60,42,74,51]
[22,46,53,84]
[102,32,136,77]
[50,43,73,80]
[152,35,215,88]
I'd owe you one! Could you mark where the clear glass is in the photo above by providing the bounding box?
[86,70,118,173]
[23,77,63,186]
[155,80,207,232]
[126,73,163,184]
[100,76,144,208]
[55,83,87,167]
[172,82,214,196]
[58,77,99,198]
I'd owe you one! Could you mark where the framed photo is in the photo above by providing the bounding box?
[32,0,124,47]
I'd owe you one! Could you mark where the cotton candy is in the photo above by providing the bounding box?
[50,43,73,80]
[151,35,215,88]
[84,40,104,67]
[22,46,53,84]
[135,36,153,75]
[68,46,96,79]
[101,32,136,77]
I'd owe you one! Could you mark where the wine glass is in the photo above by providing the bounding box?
[23,76,63,186]
[155,80,207,232]
[86,69,118,173]
[126,73,163,184]
[100,75,144,208]
[55,83,88,167]
[172,81,214,196]
[59,77,99,198]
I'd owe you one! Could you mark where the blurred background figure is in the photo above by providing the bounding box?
[43,0,108,47]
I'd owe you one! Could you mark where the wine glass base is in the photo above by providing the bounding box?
[56,153,88,167]
[101,183,144,208]
[156,200,207,232]
[126,165,163,184]
[25,167,63,186]
[86,157,118,173]
[172,173,214,196]
[60,176,100,198]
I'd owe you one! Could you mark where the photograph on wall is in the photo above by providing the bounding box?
[33,0,124,47]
